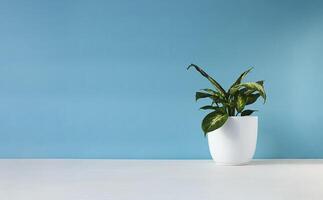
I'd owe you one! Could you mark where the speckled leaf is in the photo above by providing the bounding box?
[238,82,266,103]
[236,93,247,113]
[202,111,228,135]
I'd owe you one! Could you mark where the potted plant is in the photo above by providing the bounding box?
[187,64,267,165]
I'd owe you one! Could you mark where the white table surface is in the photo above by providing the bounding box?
[0,159,323,200]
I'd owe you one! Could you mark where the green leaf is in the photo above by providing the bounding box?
[195,92,212,101]
[241,109,257,116]
[187,64,227,97]
[200,105,217,110]
[200,88,217,94]
[246,93,261,105]
[215,106,227,113]
[236,93,247,113]
[256,80,264,86]
[202,111,228,135]
[237,82,266,103]
[229,86,240,95]
[200,89,222,99]
[200,106,226,114]
[229,67,253,92]
[242,81,264,95]
[211,95,226,104]
[196,90,227,105]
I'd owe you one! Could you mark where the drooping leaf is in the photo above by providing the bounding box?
[236,93,247,113]
[242,80,264,96]
[246,93,261,105]
[195,92,213,101]
[241,109,257,116]
[237,82,266,103]
[187,64,227,97]
[202,111,229,135]
[229,67,253,92]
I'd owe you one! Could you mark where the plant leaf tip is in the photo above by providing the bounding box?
[187,64,195,70]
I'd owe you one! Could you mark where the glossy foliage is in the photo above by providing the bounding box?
[187,64,266,135]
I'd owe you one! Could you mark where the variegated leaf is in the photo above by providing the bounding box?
[202,111,228,135]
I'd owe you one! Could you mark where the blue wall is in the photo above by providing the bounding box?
[1,0,323,158]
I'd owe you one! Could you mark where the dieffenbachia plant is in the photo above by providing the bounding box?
[187,64,266,135]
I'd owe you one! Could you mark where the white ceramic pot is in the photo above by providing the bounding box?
[207,116,258,165]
